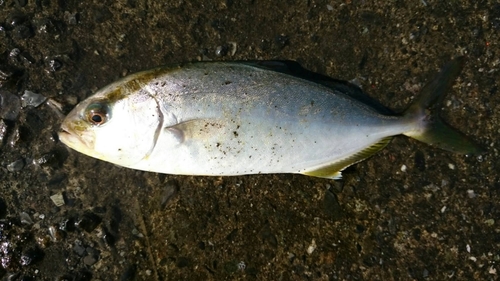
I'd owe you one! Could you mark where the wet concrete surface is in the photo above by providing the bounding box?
[0,0,499,280]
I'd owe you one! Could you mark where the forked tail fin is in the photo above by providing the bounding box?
[403,57,483,155]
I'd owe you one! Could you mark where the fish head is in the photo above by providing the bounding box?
[58,82,163,168]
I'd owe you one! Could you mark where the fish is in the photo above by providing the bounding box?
[58,57,482,179]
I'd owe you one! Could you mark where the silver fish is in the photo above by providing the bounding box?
[58,58,481,179]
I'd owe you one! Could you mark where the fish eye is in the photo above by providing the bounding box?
[85,102,111,126]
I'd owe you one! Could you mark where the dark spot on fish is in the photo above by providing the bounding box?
[104,67,179,103]
[233,131,238,137]
[224,81,232,85]
[310,100,315,106]
[105,88,124,103]
[216,142,221,147]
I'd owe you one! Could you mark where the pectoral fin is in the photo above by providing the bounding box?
[302,137,393,179]
[164,119,224,143]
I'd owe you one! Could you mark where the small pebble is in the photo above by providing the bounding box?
[484,219,495,226]
[50,193,65,207]
[20,211,33,225]
[21,90,46,107]
[228,42,237,56]
[0,90,21,121]
[48,59,62,72]
[489,266,497,274]
[306,239,316,255]
[0,119,7,143]
[48,225,66,241]
[7,158,25,172]
[400,164,407,172]
[131,228,144,238]
[73,244,86,256]
[63,11,78,25]
[237,261,246,270]
[160,180,179,208]
[9,48,21,57]
[215,45,228,57]
[467,189,476,198]
[83,254,97,266]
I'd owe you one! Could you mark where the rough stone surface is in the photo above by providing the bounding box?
[0,1,498,280]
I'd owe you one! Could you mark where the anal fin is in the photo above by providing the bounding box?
[301,137,393,180]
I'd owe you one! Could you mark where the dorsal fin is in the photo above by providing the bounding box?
[243,60,393,115]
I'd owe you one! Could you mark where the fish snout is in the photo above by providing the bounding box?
[58,123,95,150]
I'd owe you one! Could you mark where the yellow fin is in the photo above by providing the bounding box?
[302,137,393,180]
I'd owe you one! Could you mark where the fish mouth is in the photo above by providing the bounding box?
[58,124,94,151]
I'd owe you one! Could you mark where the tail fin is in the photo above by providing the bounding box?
[403,57,483,155]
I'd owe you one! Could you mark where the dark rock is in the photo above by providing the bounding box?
[323,189,343,221]
[490,3,500,30]
[355,224,365,233]
[0,90,21,121]
[0,65,22,88]
[101,226,116,247]
[75,211,102,233]
[93,7,112,23]
[120,264,136,281]
[19,247,44,266]
[414,150,426,171]
[274,34,289,49]
[73,243,85,256]
[223,261,238,273]
[176,257,190,268]
[19,52,36,64]
[48,58,62,72]
[13,25,34,39]
[59,217,76,232]
[260,224,277,248]
[225,228,238,241]
[6,13,28,28]
[15,0,28,7]
[215,45,228,57]
[0,198,6,219]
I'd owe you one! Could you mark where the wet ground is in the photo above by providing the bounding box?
[0,0,499,280]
